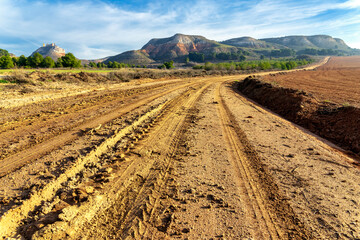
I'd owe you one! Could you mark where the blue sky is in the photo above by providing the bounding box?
[0,0,359,59]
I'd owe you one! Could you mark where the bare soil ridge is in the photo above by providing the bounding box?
[237,76,360,155]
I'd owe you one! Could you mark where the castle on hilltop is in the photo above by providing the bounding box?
[43,43,56,47]
[31,43,66,60]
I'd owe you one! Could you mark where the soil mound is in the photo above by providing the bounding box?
[237,76,360,154]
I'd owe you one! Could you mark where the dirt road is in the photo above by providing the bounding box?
[1,58,360,239]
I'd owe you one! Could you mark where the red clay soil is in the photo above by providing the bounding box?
[262,56,360,107]
[237,76,360,154]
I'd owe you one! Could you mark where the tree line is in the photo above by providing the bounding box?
[0,48,148,69]
[193,59,313,71]
[296,48,346,56]
[0,51,82,69]
[188,50,249,63]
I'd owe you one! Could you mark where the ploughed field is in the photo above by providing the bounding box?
[1,58,360,239]
[262,56,360,107]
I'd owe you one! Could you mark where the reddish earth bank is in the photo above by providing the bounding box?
[237,76,360,155]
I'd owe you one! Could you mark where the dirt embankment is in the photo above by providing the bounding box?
[237,76,360,154]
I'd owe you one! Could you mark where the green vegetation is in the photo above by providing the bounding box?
[0,52,81,69]
[254,48,296,58]
[0,55,14,69]
[189,52,205,62]
[0,49,9,57]
[188,50,248,63]
[60,53,81,68]
[158,61,174,69]
[41,56,55,68]
[193,59,313,71]
[296,48,346,56]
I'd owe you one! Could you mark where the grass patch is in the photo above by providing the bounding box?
[342,102,352,107]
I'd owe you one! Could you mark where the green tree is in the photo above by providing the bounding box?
[56,58,63,68]
[60,53,81,68]
[18,55,27,67]
[33,52,44,68]
[0,48,9,57]
[97,62,106,68]
[12,57,18,67]
[41,56,55,68]
[89,62,97,68]
[163,60,174,69]
[189,52,205,62]
[114,62,121,68]
[27,53,44,68]
[158,64,166,69]
[204,62,214,70]
[0,55,15,69]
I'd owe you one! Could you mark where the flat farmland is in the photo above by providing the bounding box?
[262,56,360,107]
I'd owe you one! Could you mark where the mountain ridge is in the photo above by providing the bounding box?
[26,34,358,65]
[260,35,351,51]
[106,33,356,64]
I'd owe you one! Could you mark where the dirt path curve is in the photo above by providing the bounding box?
[2,57,360,239]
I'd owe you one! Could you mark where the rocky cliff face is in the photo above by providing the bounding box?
[141,34,223,60]
[31,43,65,60]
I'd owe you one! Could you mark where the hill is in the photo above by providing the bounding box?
[141,33,237,61]
[221,37,276,49]
[31,43,65,60]
[260,35,351,51]
[104,50,154,65]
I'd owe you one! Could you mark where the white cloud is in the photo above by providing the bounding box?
[0,0,359,58]
[0,0,183,58]
[340,0,360,8]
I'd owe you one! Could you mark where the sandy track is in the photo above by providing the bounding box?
[1,57,360,239]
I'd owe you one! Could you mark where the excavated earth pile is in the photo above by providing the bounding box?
[237,76,360,154]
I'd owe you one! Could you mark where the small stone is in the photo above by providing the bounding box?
[53,200,70,212]
[185,188,196,194]
[85,186,95,194]
[182,228,190,233]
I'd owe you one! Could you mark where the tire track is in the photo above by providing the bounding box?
[214,82,280,239]
[215,82,311,239]
[75,82,213,239]
[0,80,198,177]
[0,99,167,238]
